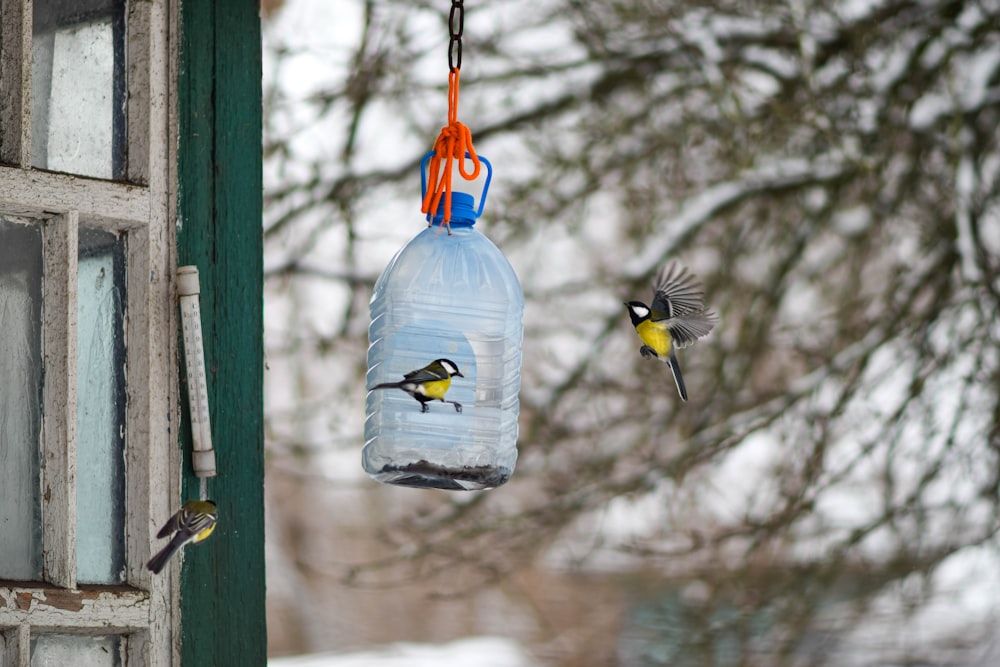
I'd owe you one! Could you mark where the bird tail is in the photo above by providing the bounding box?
[146,534,185,574]
[668,350,688,402]
[371,382,402,390]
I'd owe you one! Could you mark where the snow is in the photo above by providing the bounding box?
[269,637,538,667]
[262,0,1000,663]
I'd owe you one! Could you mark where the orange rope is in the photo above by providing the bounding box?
[421,68,481,232]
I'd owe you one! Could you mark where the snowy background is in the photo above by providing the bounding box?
[261,0,1000,664]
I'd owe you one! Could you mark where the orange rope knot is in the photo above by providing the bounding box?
[421,69,482,234]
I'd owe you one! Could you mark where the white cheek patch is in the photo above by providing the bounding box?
[631,305,649,319]
[440,360,457,375]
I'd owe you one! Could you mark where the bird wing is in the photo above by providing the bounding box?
[402,366,447,384]
[664,311,719,349]
[650,263,708,319]
[155,510,182,539]
[180,507,218,538]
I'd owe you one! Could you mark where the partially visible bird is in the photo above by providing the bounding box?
[370,358,465,413]
[146,499,218,574]
[625,263,719,401]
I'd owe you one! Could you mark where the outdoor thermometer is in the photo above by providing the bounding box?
[177,266,217,480]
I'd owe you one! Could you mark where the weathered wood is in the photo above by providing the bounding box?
[176,0,265,664]
[40,211,78,590]
[0,585,149,628]
[125,0,151,185]
[0,0,31,166]
[124,221,178,667]
[5,623,30,667]
[0,2,176,664]
[0,167,150,226]
[122,1,177,665]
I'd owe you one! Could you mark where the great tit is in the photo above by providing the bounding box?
[625,263,718,401]
[146,499,218,574]
[371,358,465,413]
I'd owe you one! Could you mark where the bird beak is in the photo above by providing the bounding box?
[455,371,465,377]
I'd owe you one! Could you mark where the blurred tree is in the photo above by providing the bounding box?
[263,0,1000,663]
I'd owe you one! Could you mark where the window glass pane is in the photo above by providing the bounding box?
[75,227,126,584]
[0,216,43,581]
[31,634,122,667]
[31,0,126,179]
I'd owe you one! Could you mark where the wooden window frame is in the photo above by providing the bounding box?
[0,0,179,665]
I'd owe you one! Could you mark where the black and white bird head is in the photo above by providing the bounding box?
[624,301,651,327]
[434,358,464,378]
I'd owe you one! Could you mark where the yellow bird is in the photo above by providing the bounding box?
[625,263,718,401]
[146,499,218,574]
[370,358,464,413]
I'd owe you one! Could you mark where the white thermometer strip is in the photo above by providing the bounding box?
[178,266,217,479]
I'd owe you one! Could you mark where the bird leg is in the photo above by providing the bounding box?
[640,345,659,360]
[447,400,463,413]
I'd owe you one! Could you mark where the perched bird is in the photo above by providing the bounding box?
[146,499,218,574]
[370,358,464,413]
[625,263,719,401]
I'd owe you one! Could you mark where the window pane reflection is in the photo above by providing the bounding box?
[0,217,43,581]
[75,227,126,584]
[31,0,126,179]
[31,634,122,667]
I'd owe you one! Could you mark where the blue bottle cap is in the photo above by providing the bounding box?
[429,192,476,227]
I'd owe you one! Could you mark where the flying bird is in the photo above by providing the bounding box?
[625,263,718,401]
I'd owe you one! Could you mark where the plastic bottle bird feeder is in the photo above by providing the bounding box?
[363,154,524,490]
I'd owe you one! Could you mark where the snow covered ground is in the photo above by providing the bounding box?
[269,636,539,667]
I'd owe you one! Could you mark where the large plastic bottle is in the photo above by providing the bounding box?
[363,178,524,491]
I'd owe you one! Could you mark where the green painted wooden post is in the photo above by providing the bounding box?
[176,0,265,664]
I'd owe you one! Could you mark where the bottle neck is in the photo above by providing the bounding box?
[428,192,477,227]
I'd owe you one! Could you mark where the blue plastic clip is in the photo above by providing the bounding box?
[420,151,493,221]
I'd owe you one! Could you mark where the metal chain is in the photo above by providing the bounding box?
[448,0,464,71]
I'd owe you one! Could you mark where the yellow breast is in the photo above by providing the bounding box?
[194,523,217,544]
[636,319,672,358]
[417,377,452,400]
